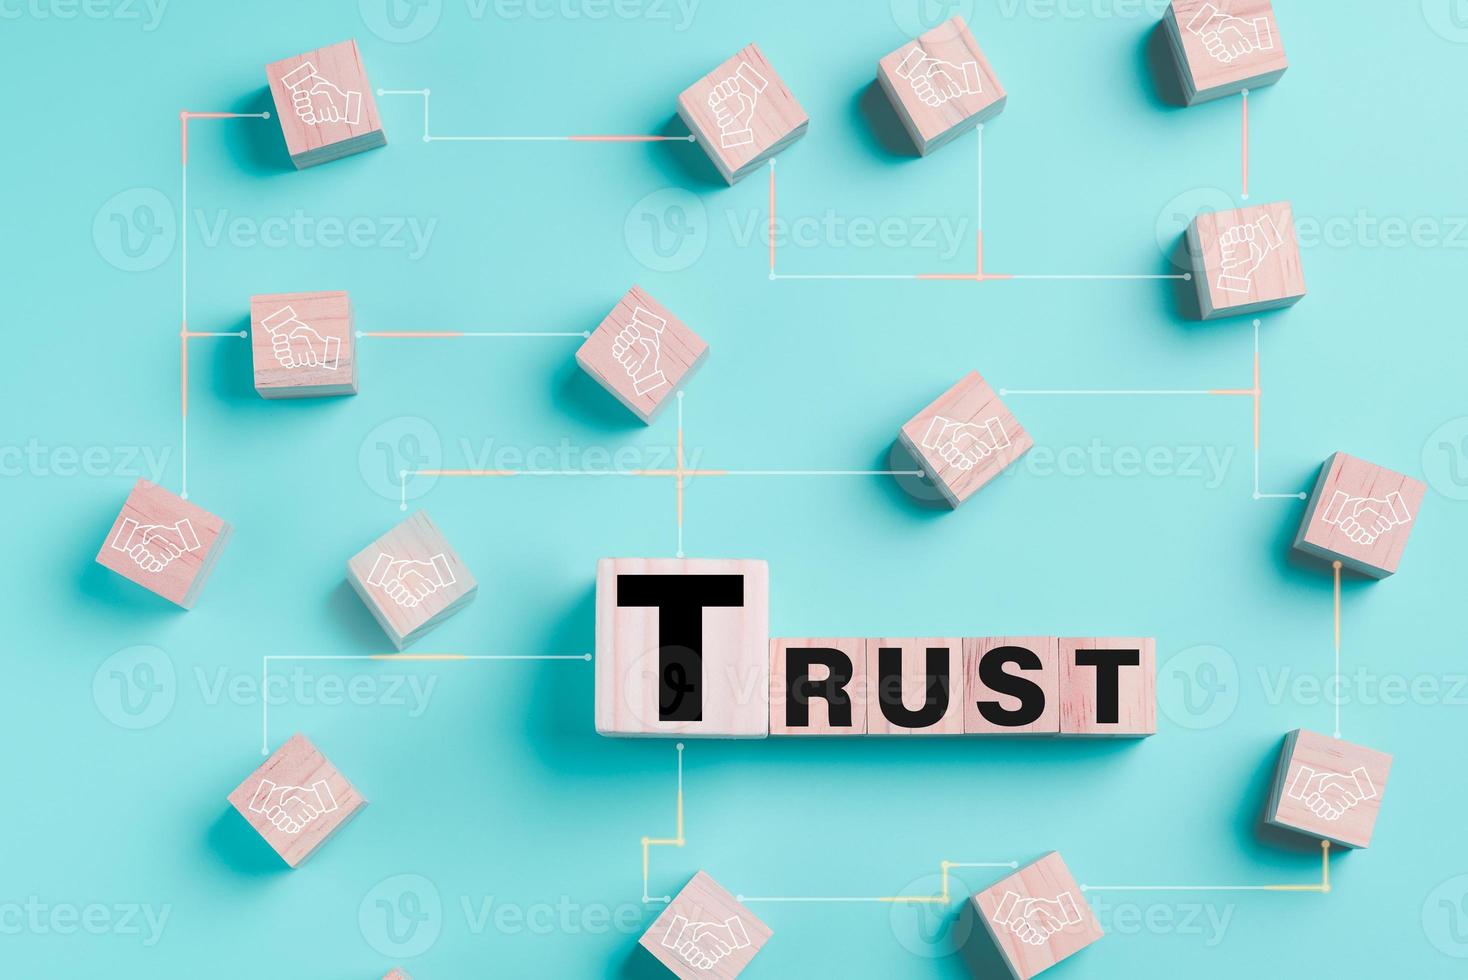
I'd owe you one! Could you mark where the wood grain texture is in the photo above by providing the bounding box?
[250,291,358,398]
[346,511,477,650]
[865,638,965,735]
[964,637,1060,735]
[897,370,1033,508]
[595,559,769,737]
[769,638,868,736]
[94,478,231,609]
[226,733,367,868]
[1058,637,1156,737]
[639,870,772,978]
[265,39,386,168]
[1164,0,1287,104]
[676,43,809,184]
[1187,201,1306,319]
[1293,452,1426,578]
[576,286,707,423]
[972,851,1103,979]
[876,16,1006,155]
[1265,729,1392,849]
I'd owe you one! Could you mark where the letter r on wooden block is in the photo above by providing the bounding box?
[1058,638,1156,736]
[596,559,769,737]
[769,638,867,735]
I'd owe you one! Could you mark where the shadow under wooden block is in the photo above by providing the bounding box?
[94,479,231,609]
[770,638,868,735]
[1292,452,1426,579]
[1264,729,1392,849]
[964,638,1060,735]
[595,558,769,738]
[225,733,367,868]
[346,510,478,650]
[638,870,772,978]
[971,852,1103,979]
[866,638,965,735]
[1058,637,1156,736]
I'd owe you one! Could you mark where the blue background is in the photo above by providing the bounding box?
[5,0,1468,976]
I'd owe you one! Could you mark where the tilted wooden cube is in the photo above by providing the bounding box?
[347,511,477,650]
[95,479,231,609]
[640,871,772,978]
[677,43,808,184]
[897,370,1033,507]
[1265,729,1392,849]
[1293,452,1425,578]
[1163,0,1288,105]
[266,39,386,168]
[877,15,1006,155]
[972,852,1104,979]
[250,291,358,398]
[1187,201,1305,319]
[227,733,367,867]
[576,287,707,423]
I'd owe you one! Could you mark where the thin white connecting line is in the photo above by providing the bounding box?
[376,88,693,143]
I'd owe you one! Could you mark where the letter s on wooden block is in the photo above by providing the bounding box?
[769,638,867,736]
[595,559,770,738]
[963,637,1060,735]
[1058,637,1156,736]
[866,638,965,735]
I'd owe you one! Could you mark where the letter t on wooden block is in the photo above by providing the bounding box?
[1163,1,1287,105]
[1265,729,1392,849]
[346,511,477,650]
[677,43,809,185]
[250,291,358,398]
[973,852,1103,979]
[576,287,708,423]
[877,16,1006,156]
[964,637,1060,735]
[770,638,868,735]
[1293,452,1425,578]
[1059,638,1156,736]
[596,559,769,737]
[265,39,386,168]
[226,733,367,868]
[897,370,1033,508]
[640,871,772,978]
[866,638,965,735]
[95,479,231,609]
[1186,202,1305,319]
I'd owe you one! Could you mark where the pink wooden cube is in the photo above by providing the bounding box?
[95,479,231,609]
[226,733,367,867]
[1058,638,1156,736]
[383,971,412,980]
[1265,729,1392,849]
[677,43,809,185]
[1163,0,1288,105]
[576,286,708,424]
[877,16,1006,156]
[596,559,769,738]
[769,638,868,736]
[1186,201,1306,319]
[250,291,358,398]
[1293,452,1426,578]
[897,370,1033,508]
[640,871,772,978]
[972,852,1104,979]
[265,39,386,168]
[346,511,477,650]
[866,638,965,735]
[964,638,1060,735]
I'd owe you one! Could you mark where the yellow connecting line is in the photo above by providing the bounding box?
[641,743,685,904]
[1082,841,1332,895]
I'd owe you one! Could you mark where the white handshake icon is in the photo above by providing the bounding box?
[246,778,340,835]
[612,306,670,396]
[1287,765,1376,822]
[260,305,341,372]
[661,914,751,971]
[281,60,363,126]
[1184,2,1274,64]
[110,517,200,573]
[991,890,1083,947]
[708,62,768,149]
[1320,490,1412,546]
[366,552,457,608]
[895,47,982,108]
[922,414,1012,471]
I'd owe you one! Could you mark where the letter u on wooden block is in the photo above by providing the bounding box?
[964,637,1059,735]
[1058,638,1156,736]
[596,559,770,738]
[770,638,868,735]
[866,638,965,735]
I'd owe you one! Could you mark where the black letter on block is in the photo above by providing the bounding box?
[616,574,744,722]
[785,647,857,729]
[876,646,952,729]
[1074,648,1142,724]
[976,645,1047,728]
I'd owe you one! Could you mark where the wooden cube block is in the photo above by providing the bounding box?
[1293,452,1425,578]
[1186,201,1306,319]
[250,291,358,398]
[1058,638,1156,736]
[383,971,412,980]
[964,638,1059,735]
[1265,729,1392,849]
[677,43,809,185]
[866,638,964,735]
[95,479,231,609]
[972,852,1103,979]
[576,287,708,423]
[1163,1,1287,105]
[226,733,367,868]
[769,638,868,736]
[640,870,772,978]
[876,16,1006,156]
[265,39,386,169]
[596,559,769,738]
[346,511,477,650]
[897,371,1033,508]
